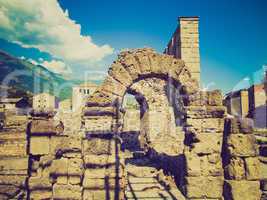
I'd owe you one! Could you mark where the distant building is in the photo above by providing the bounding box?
[59,99,72,111]
[72,82,98,111]
[224,90,249,118]
[33,93,58,110]
[164,16,200,82]
[248,84,266,128]
[224,83,267,128]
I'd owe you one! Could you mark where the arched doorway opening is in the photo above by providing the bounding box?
[119,75,186,157]
[84,48,199,199]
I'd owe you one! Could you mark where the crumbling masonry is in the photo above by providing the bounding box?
[0,17,266,200]
[0,48,265,200]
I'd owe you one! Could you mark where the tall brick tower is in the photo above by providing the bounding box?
[164,16,200,82]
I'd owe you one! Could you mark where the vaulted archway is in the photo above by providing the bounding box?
[84,48,199,156]
[86,48,198,107]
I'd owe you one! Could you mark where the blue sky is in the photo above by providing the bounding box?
[0,0,266,93]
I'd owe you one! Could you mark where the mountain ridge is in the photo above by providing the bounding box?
[0,50,81,100]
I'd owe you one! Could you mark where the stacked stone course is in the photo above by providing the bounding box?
[0,129,28,199]
[0,48,264,199]
[28,111,83,199]
[83,101,126,200]
[0,111,28,200]
[254,129,267,200]
[223,118,261,200]
[183,90,225,200]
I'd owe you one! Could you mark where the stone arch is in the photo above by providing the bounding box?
[86,48,199,107]
[84,48,199,156]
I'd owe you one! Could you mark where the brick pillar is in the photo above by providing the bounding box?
[183,90,225,199]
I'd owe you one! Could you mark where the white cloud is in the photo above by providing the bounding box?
[41,59,72,75]
[27,58,72,76]
[0,9,12,30]
[0,0,114,64]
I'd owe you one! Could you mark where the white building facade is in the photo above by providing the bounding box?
[72,83,98,112]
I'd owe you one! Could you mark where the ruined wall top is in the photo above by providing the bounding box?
[85,48,199,109]
[164,16,200,82]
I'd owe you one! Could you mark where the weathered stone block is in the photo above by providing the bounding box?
[69,176,81,185]
[30,136,50,155]
[227,134,258,157]
[50,136,81,156]
[201,154,223,176]
[0,139,27,157]
[83,138,116,155]
[28,176,51,190]
[30,190,52,200]
[53,184,81,199]
[84,154,113,167]
[83,189,120,200]
[225,157,246,180]
[0,175,27,186]
[56,175,68,185]
[191,133,222,155]
[99,75,126,97]
[84,116,114,132]
[245,157,260,180]
[83,178,123,189]
[50,158,68,176]
[0,184,22,199]
[185,105,226,119]
[83,166,123,180]
[108,61,133,87]
[185,153,223,177]
[260,157,267,179]
[224,180,261,200]
[0,157,28,175]
[207,90,223,106]
[185,176,223,198]
[68,158,83,176]
[185,152,201,176]
[30,119,63,135]
[186,118,224,133]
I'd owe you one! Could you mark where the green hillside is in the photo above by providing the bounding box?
[0,50,81,100]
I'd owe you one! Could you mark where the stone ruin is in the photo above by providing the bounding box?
[0,48,266,200]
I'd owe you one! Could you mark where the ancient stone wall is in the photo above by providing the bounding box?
[182,90,225,199]
[255,128,267,200]
[0,128,28,199]
[164,17,200,82]
[122,109,140,133]
[223,118,261,200]
[0,48,264,200]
